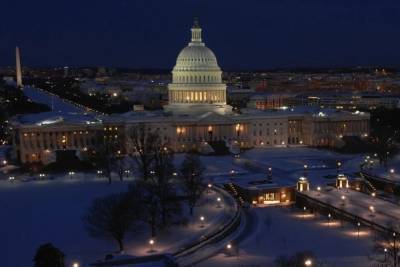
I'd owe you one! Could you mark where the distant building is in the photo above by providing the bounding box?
[9,19,371,165]
[247,93,295,110]
[299,92,400,110]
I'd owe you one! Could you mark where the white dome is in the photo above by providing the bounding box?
[165,18,231,116]
[174,45,220,71]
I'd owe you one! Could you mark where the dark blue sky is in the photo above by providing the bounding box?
[1,0,400,69]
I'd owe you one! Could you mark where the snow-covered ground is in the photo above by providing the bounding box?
[304,187,400,229]
[1,147,373,266]
[0,175,233,267]
[200,206,378,267]
[363,154,400,183]
[194,147,364,187]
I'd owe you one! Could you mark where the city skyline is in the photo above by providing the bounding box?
[1,0,400,69]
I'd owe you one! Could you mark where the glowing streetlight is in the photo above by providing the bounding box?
[357,222,361,237]
[149,239,155,252]
[384,248,388,262]
[217,197,222,208]
[317,186,321,196]
[72,263,80,267]
[304,259,313,266]
[328,213,332,226]
[226,243,232,250]
[369,205,375,217]
[207,183,212,194]
[200,216,205,228]
[9,176,15,183]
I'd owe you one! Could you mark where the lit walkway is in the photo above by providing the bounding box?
[302,188,400,231]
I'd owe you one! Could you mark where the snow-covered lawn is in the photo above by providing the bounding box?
[200,206,378,267]
[194,147,365,187]
[0,176,233,267]
[0,178,129,267]
[304,187,400,229]
[363,154,400,183]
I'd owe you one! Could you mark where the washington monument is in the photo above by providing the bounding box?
[16,46,23,88]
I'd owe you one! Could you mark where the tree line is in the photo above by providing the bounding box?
[83,123,207,252]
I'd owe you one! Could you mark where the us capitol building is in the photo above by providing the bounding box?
[10,20,370,164]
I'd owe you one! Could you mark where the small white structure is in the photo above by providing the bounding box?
[297,176,310,192]
[336,174,349,189]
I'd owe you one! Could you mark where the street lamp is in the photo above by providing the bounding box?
[207,183,212,194]
[328,213,332,226]
[149,239,155,252]
[371,192,376,202]
[304,259,313,266]
[9,176,15,183]
[337,161,342,174]
[303,164,308,177]
[369,205,375,217]
[341,195,346,206]
[226,243,232,256]
[357,222,361,237]
[268,167,272,179]
[317,186,321,196]
[72,263,79,267]
[200,216,205,228]
[217,197,222,208]
[384,248,388,262]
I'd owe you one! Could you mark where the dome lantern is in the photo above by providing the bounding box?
[190,17,203,45]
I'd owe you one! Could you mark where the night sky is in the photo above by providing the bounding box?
[1,0,400,70]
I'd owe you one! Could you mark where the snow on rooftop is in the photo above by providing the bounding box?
[23,86,84,113]
[13,111,101,126]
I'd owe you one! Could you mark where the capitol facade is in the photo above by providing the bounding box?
[10,20,370,164]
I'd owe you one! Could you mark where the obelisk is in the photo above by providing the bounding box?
[16,46,23,88]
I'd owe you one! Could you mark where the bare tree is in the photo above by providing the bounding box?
[126,124,159,181]
[152,144,181,227]
[114,155,126,182]
[83,193,142,252]
[33,243,65,267]
[90,133,122,184]
[129,181,162,237]
[374,227,400,267]
[180,153,205,216]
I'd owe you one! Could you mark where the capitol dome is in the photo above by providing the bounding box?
[174,45,220,71]
[165,18,231,115]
